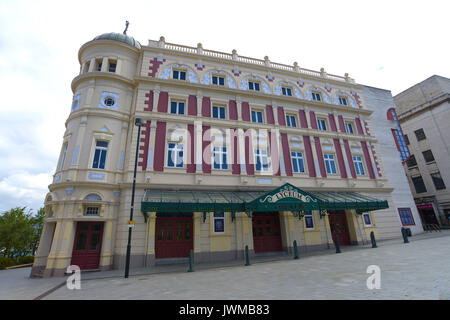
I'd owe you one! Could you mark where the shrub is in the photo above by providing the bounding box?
[0,256,34,270]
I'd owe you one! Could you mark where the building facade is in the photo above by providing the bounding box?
[394,75,450,228]
[31,31,422,277]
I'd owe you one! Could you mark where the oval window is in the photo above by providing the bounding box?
[104,96,115,107]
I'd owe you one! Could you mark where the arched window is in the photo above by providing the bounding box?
[387,108,410,162]
[84,193,102,201]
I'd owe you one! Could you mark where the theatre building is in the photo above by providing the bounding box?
[31,30,423,277]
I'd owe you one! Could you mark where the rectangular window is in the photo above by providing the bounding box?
[212,75,225,86]
[422,150,435,163]
[213,147,228,170]
[286,115,297,127]
[431,172,446,190]
[404,134,410,145]
[212,106,226,119]
[170,101,185,115]
[362,212,372,226]
[304,210,314,229]
[338,96,347,106]
[406,155,417,168]
[324,154,337,174]
[291,152,305,173]
[95,60,102,72]
[345,123,353,134]
[251,110,264,123]
[414,128,426,141]
[412,176,427,194]
[108,60,117,73]
[317,119,327,131]
[398,208,415,226]
[248,81,260,91]
[92,141,108,169]
[255,149,269,171]
[353,156,365,175]
[282,87,292,96]
[213,212,225,233]
[312,92,321,101]
[83,61,90,73]
[84,207,100,216]
[167,143,184,168]
[59,144,68,171]
[172,69,186,80]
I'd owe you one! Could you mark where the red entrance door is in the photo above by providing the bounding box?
[71,222,104,270]
[252,212,283,253]
[155,214,193,259]
[328,211,351,246]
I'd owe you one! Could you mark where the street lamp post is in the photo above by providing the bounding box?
[125,117,143,278]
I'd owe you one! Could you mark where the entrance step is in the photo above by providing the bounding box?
[255,251,288,258]
[155,258,189,265]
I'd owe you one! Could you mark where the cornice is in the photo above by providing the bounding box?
[71,72,135,93]
[135,76,373,116]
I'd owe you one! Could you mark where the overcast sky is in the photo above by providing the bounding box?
[0,0,448,214]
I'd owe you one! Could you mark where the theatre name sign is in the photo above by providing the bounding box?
[257,185,319,211]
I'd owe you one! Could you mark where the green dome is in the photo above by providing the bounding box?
[93,32,141,50]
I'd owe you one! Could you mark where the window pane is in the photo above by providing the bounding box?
[99,150,107,169]
[92,149,101,168]
[422,150,434,163]
[412,176,427,193]
[171,102,177,114]
[167,149,174,167]
[96,141,108,148]
[219,77,224,86]
[414,128,426,141]
[75,233,87,250]
[179,103,185,114]
[89,233,101,251]
[257,112,263,123]
[431,172,446,190]
[180,72,186,80]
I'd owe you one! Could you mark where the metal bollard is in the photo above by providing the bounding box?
[293,240,299,259]
[401,228,409,243]
[334,236,341,253]
[187,249,194,272]
[370,231,377,248]
[245,245,251,266]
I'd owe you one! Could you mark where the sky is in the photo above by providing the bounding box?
[0,0,449,214]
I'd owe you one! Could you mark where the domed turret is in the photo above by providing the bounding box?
[93,32,141,50]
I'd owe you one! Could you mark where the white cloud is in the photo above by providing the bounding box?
[0,171,53,213]
[0,0,448,213]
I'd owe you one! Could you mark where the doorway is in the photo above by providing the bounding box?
[328,211,351,246]
[71,222,104,270]
[252,212,283,253]
[155,213,193,259]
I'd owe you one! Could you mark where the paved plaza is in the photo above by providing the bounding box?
[1,231,449,300]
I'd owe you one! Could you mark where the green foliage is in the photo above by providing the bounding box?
[31,207,45,254]
[0,207,44,258]
[0,256,34,270]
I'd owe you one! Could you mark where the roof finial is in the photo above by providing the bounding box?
[123,20,129,35]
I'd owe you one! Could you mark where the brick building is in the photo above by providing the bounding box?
[31,30,422,277]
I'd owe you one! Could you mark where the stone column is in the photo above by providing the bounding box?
[145,212,157,266]
[100,220,113,270]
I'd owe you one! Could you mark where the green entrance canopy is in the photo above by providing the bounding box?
[141,183,389,221]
